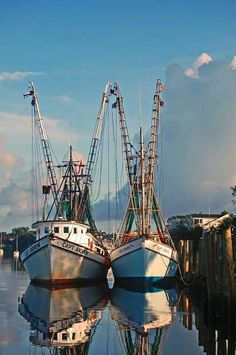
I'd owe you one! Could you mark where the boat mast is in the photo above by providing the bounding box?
[112,83,140,233]
[146,79,164,234]
[140,127,146,235]
[24,82,60,213]
[69,145,73,218]
[77,81,111,224]
[112,83,135,185]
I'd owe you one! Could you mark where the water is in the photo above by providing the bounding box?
[0,257,232,355]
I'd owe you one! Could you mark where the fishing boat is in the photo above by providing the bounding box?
[110,285,177,353]
[110,80,178,286]
[20,83,110,285]
[18,283,108,352]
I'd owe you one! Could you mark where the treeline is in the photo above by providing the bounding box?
[1,227,35,256]
[170,214,236,242]
[170,226,203,241]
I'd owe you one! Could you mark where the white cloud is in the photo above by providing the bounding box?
[230,55,236,70]
[0,179,33,231]
[164,57,236,217]
[0,111,77,154]
[57,95,75,103]
[0,110,85,230]
[0,71,44,81]
[185,53,213,78]
[0,138,21,169]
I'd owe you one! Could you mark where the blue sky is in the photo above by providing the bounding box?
[0,0,235,231]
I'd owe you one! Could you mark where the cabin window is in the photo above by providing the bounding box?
[62,333,67,340]
[53,333,58,340]
[44,227,49,234]
[74,228,77,234]
[194,219,199,224]
[54,227,59,233]
[64,226,69,233]
[81,230,83,234]
[72,333,76,340]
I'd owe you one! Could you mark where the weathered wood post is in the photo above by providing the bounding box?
[177,239,184,276]
[183,240,190,276]
[223,227,236,307]
[198,237,205,279]
[193,239,199,278]
[204,232,217,301]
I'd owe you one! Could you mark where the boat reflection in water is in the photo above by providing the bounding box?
[18,282,108,353]
[110,285,178,354]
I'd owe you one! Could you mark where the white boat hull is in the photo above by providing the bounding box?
[111,285,177,331]
[110,238,178,285]
[21,235,109,285]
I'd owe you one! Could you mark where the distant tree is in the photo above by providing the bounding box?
[11,226,31,237]
[220,210,230,216]
[170,225,202,241]
[11,226,35,252]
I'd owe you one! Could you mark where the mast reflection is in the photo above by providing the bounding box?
[110,285,178,354]
[18,282,108,353]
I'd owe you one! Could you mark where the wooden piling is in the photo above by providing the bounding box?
[204,233,217,300]
[223,227,236,307]
[183,240,190,276]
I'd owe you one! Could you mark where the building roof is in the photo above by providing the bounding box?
[168,213,228,221]
[190,213,223,218]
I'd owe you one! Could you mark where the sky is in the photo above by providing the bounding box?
[0,0,236,232]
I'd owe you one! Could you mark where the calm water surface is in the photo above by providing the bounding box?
[0,256,228,355]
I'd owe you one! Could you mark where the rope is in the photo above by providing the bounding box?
[31,104,36,220]
[91,117,105,202]
[158,109,165,214]
[111,106,121,226]
[107,104,111,232]
[176,259,196,286]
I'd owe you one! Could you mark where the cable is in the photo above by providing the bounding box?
[107,105,111,233]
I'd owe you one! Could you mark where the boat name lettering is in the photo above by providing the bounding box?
[25,242,40,257]
[120,244,134,253]
[156,245,171,257]
[62,241,88,256]
[62,241,75,251]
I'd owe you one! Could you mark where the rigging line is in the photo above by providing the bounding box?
[116,106,124,200]
[91,109,106,200]
[115,105,119,224]
[31,105,37,221]
[90,99,110,204]
[35,132,45,217]
[115,107,126,215]
[111,106,118,224]
[139,82,143,128]
[117,322,131,354]
[107,104,111,232]
[91,102,107,202]
[91,132,104,202]
[35,127,44,220]
[158,108,165,213]
[47,129,60,166]
[62,146,70,162]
